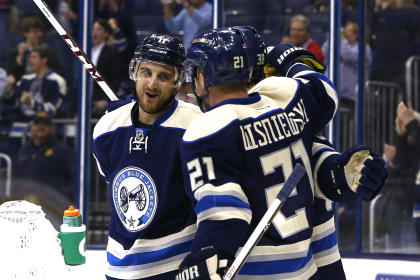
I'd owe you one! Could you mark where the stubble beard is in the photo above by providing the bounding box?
[137,90,176,115]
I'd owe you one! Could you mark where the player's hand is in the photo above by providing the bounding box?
[338,145,388,201]
[266,43,325,76]
[176,247,227,280]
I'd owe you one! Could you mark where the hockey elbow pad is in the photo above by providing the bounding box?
[266,44,325,76]
[318,145,388,202]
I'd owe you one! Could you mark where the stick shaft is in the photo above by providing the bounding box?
[32,0,119,101]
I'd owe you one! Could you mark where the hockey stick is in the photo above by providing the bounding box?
[222,163,307,280]
[32,0,118,101]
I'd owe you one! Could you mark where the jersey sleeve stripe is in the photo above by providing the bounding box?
[107,238,192,266]
[193,182,249,204]
[107,225,196,258]
[195,195,250,214]
[312,244,341,268]
[197,207,252,225]
[106,255,185,279]
[311,233,338,255]
[312,217,336,241]
[239,254,317,279]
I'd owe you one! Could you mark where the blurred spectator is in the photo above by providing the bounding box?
[14,111,76,200]
[91,18,124,117]
[1,45,67,158]
[0,0,18,66]
[0,67,7,98]
[281,14,325,64]
[3,45,67,122]
[379,101,420,248]
[56,0,77,35]
[162,0,212,51]
[6,16,44,85]
[322,22,372,148]
[370,0,420,86]
[12,111,76,228]
[94,0,137,66]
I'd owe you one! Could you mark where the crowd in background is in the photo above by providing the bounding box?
[0,0,419,251]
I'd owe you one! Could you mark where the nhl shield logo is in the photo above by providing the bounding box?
[112,167,158,232]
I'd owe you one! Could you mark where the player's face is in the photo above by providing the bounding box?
[135,62,177,115]
[290,21,309,47]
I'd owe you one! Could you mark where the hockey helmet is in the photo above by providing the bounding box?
[233,26,266,84]
[185,27,253,88]
[129,33,186,87]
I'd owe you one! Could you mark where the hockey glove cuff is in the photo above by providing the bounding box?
[176,247,228,280]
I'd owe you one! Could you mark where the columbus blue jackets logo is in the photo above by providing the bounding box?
[112,167,158,232]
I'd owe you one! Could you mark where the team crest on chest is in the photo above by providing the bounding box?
[112,167,158,232]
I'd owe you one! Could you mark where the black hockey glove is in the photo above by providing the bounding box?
[265,43,325,76]
[318,145,388,202]
[175,247,228,280]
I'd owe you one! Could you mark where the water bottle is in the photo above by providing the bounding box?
[58,205,86,265]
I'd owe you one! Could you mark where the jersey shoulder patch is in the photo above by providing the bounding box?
[93,102,134,140]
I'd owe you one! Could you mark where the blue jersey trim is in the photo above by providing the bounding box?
[153,99,178,128]
[239,250,313,275]
[311,232,338,254]
[107,239,193,266]
[206,93,262,111]
[195,195,250,214]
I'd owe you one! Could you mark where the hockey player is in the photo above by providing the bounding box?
[242,26,387,279]
[92,34,202,280]
[177,27,339,279]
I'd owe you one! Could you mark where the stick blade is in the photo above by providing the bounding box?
[277,163,306,202]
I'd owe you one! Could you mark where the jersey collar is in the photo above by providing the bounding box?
[206,92,261,112]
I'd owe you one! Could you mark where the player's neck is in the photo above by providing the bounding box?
[209,85,249,107]
[137,106,166,125]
